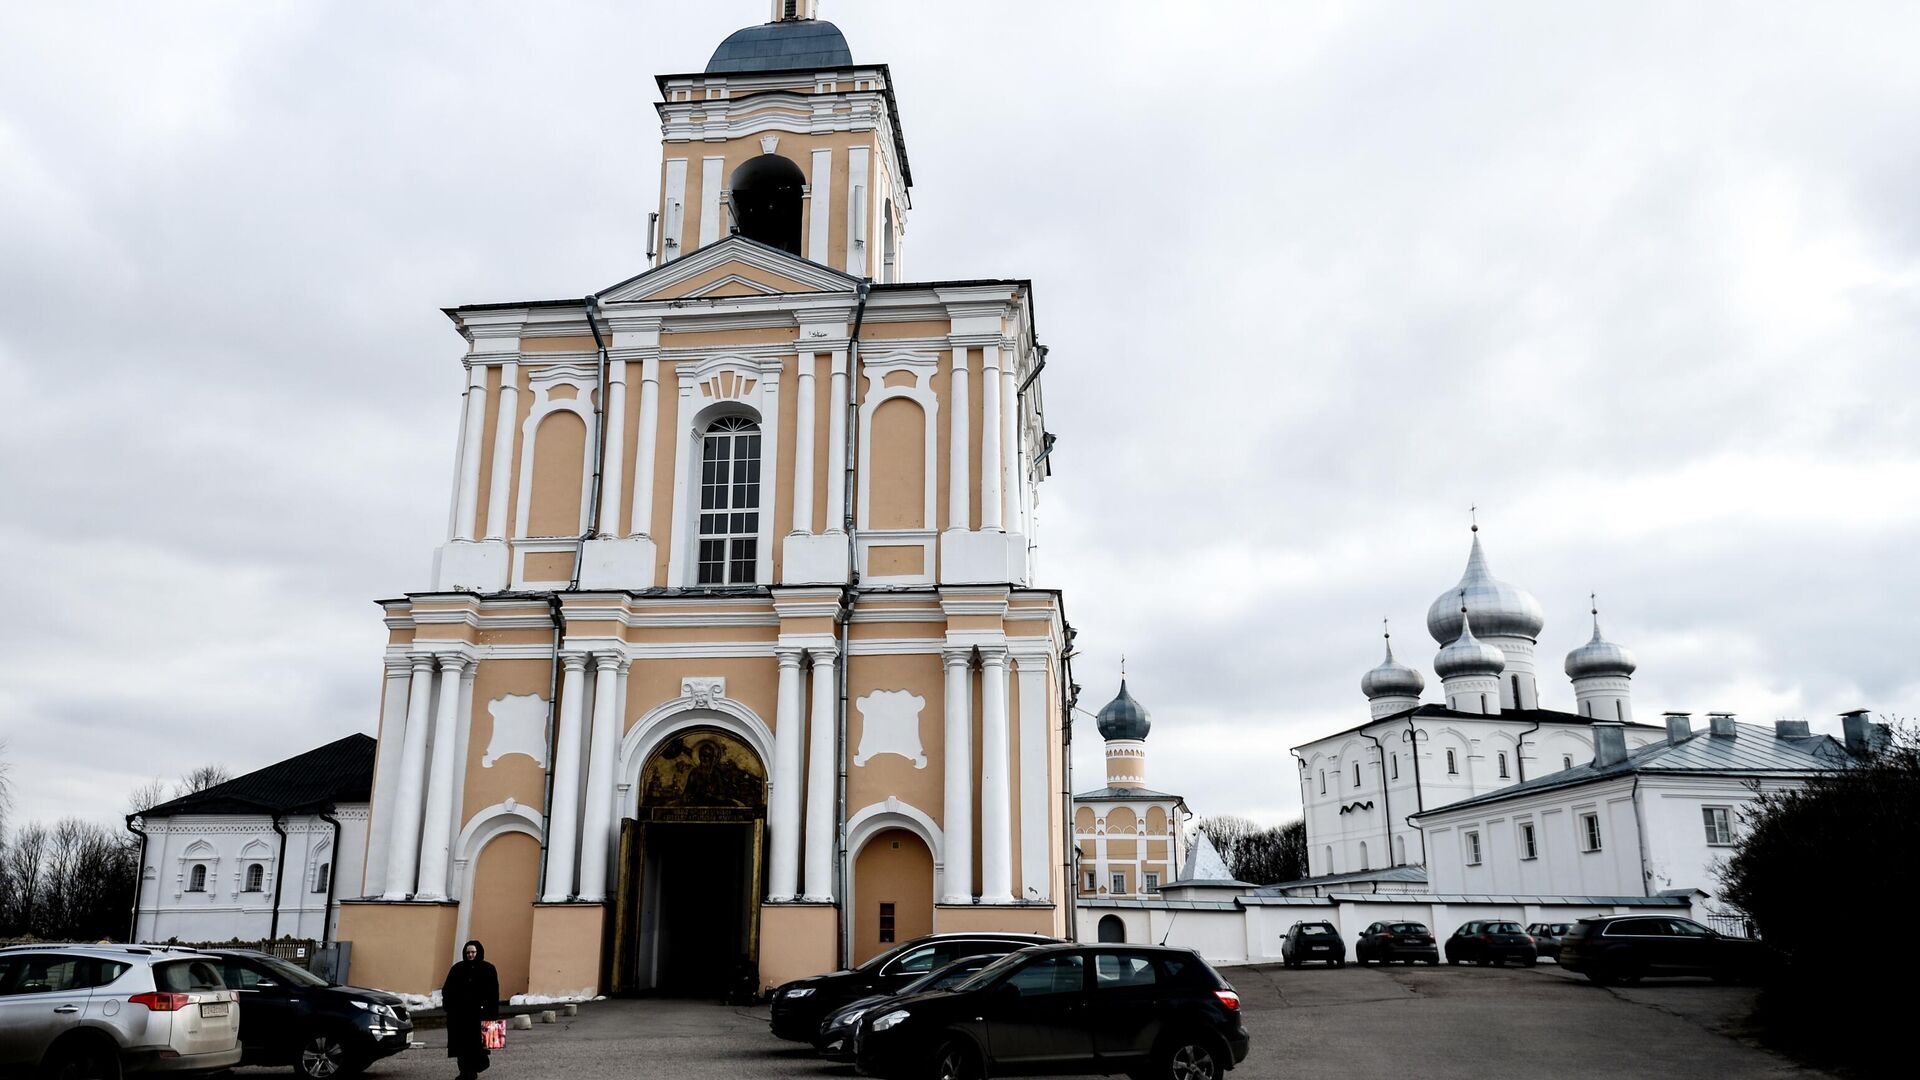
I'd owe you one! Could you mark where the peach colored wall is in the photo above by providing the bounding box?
[466,831,540,999]
[527,903,606,998]
[760,904,838,992]
[461,658,553,823]
[470,364,503,539]
[336,901,458,996]
[933,904,1058,936]
[852,828,934,964]
[868,398,926,529]
[845,653,946,825]
[526,411,587,537]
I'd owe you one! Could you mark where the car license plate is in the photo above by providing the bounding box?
[1312,946,1328,951]
[200,1002,229,1018]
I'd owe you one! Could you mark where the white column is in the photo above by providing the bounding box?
[484,362,519,540]
[541,652,591,902]
[452,365,488,541]
[381,655,438,900]
[1014,652,1050,900]
[631,356,660,537]
[980,344,1003,530]
[414,654,470,900]
[802,646,838,901]
[768,648,806,900]
[1000,354,1019,529]
[791,352,817,535]
[825,349,848,533]
[577,651,624,902]
[978,649,1013,903]
[597,361,628,536]
[364,656,415,899]
[699,156,725,247]
[941,648,974,903]
[948,349,970,530]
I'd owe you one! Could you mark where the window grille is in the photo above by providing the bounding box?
[696,416,761,585]
[878,902,895,943]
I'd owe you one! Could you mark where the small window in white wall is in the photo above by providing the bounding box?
[1318,771,1326,794]
[1581,813,1603,852]
[188,864,208,892]
[1519,822,1538,860]
[1465,831,1482,865]
[1498,752,1510,779]
[1353,762,1361,788]
[244,863,265,892]
[1390,754,1399,780]
[1084,873,1097,892]
[1446,749,1458,775]
[1702,807,1734,846]
[1392,835,1406,866]
[1563,754,1574,771]
[1358,841,1369,869]
[1143,872,1160,893]
[1323,846,1334,874]
[314,864,331,894]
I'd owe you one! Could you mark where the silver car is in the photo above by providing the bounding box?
[0,944,242,1076]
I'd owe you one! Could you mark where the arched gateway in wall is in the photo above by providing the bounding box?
[611,726,766,995]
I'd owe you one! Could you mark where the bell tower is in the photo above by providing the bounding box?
[653,1,911,280]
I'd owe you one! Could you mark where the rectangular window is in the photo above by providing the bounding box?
[1143,872,1160,893]
[1353,762,1361,788]
[1519,822,1538,860]
[1390,754,1399,780]
[1498,752,1510,779]
[1084,873,1096,892]
[1111,872,1127,895]
[1702,807,1734,846]
[878,902,895,943]
[1465,831,1482,866]
[1446,749,1458,775]
[1581,812,1603,852]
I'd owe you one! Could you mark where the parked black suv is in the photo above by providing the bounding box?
[206,949,413,1078]
[769,932,1057,1042]
[1557,915,1777,985]
[1444,921,1538,966]
[1280,921,1346,967]
[854,944,1249,1080]
[1355,921,1439,965]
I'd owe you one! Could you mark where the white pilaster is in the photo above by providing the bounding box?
[699,156,725,247]
[381,655,438,900]
[808,148,834,265]
[597,361,628,536]
[541,652,591,902]
[414,653,470,900]
[802,646,838,901]
[980,343,1002,530]
[662,159,688,261]
[941,648,974,903]
[845,146,871,275]
[1013,650,1050,900]
[632,356,660,537]
[484,362,520,540]
[756,371,782,585]
[452,365,487,541]
[947,349,970,530]
[665,378,696,586]
[977,648,1013,903]
[1000,354,1019,529]
[576,651,624,903]
[791,352,817,535]
[826,349,848,533]
[364,656,415,899]
[768,648,805,900]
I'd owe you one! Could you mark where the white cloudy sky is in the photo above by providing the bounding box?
[2,1,1916,831]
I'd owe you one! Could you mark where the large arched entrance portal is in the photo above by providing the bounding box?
[611,727,766,996]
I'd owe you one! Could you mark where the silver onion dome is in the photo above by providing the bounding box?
[1095,681,1151,741]
[1427,529,1546,644]
[1565,605,1637,679]
[1435,606,1508,678]
[1362,629,1426,700]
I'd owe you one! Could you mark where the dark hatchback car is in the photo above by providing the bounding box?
[1557,915,1777,985]
[1526,922,1579,960]
[206,949,413,1078]
[854,944,1249,1080]
[770,932,1057,1042]
[1280,922,1346,968]
[1355,922,1440,965]
[1444,921,1538,966]
[815,952,1008,1060]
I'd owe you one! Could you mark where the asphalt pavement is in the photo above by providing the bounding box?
[273,962,1823,1080]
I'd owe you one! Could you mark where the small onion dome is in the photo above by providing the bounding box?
[1095,681,1151,741]
[1427,530,1546,644]
[1362,634,1426,700]
[1566,609,1637,679]
[1435,607,1508,679]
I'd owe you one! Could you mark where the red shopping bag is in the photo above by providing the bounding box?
[482,1020,507,1050]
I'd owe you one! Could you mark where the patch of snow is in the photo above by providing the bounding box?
[507,991,605,1005]
[382,990,441,1010]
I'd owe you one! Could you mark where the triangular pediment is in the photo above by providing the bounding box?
[600,234,859,304]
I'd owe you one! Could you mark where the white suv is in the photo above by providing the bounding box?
[0,944,242,1076]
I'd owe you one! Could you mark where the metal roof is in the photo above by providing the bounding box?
[1074,786,1181,802]
[138,734,375,817]
[1252,865,1429,894]
[707,19,854,74]
[1295,704,1664,753]
[1411,722,1855,818]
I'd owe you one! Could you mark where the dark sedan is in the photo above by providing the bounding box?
[814,952,1008,1060]
[1558,915,1777,985]
[206,949,412,1079]
[1444,921,1538,966]
[854,944,1249,1080]
[1280,921,1346,968]
[769,932,1057,1041]
[1526,922,1579,960]
[1355,922,1439,965]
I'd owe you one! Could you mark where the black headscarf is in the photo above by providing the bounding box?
[443,939,500,1060]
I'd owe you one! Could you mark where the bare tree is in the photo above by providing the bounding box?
[173,764,231,799]
[1193,815,1307,885]
[2,822,49,936]
[127,777,171,815]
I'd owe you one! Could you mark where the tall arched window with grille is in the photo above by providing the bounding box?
[696,416,762,585]
[188,864,208,892]
[245,863,265,892]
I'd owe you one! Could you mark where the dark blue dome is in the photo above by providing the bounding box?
[1096,681,1151,741]
[707,19,853,74]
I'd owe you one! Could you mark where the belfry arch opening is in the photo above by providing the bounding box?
[729,154,806,255]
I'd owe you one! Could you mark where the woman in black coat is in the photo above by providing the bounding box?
[442,939,500,1079]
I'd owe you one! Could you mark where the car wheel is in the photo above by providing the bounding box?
[1425,957,1440,966]
[930,1039,981,1080]
[1155,1034,1224,1080]
[296,1029,362,1079]
[45,1037,123,1080]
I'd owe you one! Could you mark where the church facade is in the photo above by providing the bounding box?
[338,1,1071,998]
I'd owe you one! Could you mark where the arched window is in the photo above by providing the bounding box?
[1358,841,1369,870]
[696,416,762,585]
[244,863,265,892]
[1323,845,1334,874]
[1317,771,1325,794]
[729,155,806,255]
[1563,754,1574,771]
[1097,914,1126,943]
[1352,762,1361,788]
[188,864,208,892]
[314,864,331,894]
[1498,752,1510,779]
[1445,749,1458,775]
[1392,835,1406,866]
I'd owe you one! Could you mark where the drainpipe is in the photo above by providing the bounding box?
[1361,729,1391,868]
[1629,773,1652,897]
[124,814,148,942]
[1059,632,1079,942]
[573,294,612,585]
[318,808,343,945]
[835,280,872,970]
[535,595,567,889]
[1405,715,1427,865]
[1514,715,1542,783]
[269,813,289,942]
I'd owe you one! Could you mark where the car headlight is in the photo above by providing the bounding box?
[871,1009,910,1032]
[784,987,815,999]
[350,1001,398,1019]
